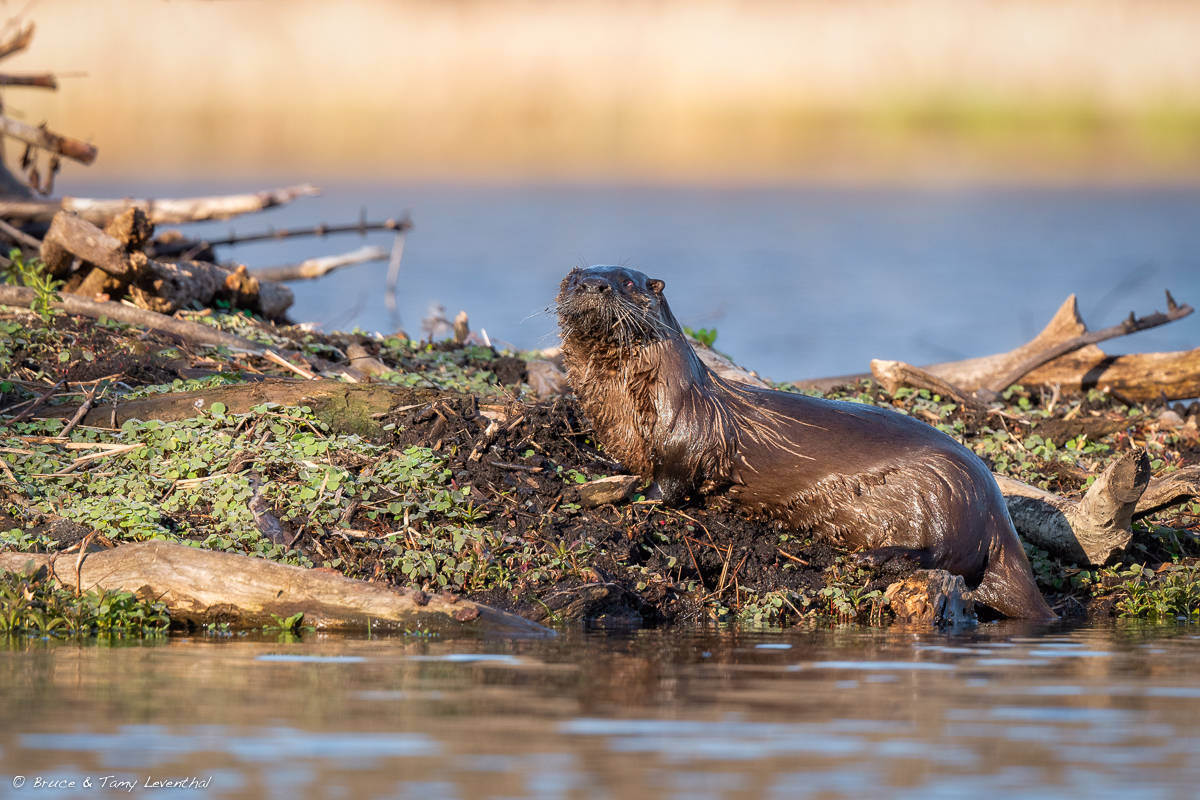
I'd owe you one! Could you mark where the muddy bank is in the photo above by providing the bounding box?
[2,307,1199,627]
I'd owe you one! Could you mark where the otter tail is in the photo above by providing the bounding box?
[971,511,1057,620]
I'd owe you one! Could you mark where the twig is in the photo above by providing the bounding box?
[979,290,1193,399]
[59,384,100,438]
[0,73,57,89]
[489,460,543,473]
[0,23,34,62]
[3,378,64,425]
[262,349,316,380]
[385,232,407,331]
[49,443,144,476]
[776,547,809,566]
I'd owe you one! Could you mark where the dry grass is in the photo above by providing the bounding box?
[6,0,1200,182]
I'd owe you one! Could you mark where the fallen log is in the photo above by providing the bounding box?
[884,570,975,626]
[796,295,1200,402]
[869,359,987,410]
[995,449,1151,566]
[250,245,389,282]
[0,184,320,226]
[0,540,550,634]
[0,285,265,352]
[39,211,294,318]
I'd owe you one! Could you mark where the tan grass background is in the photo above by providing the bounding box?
[6,0,1200,183]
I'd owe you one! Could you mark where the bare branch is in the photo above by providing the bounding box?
[0,22,34,62]
[0,114,97,164]
[249,245,388,282]
[0,185,321,226]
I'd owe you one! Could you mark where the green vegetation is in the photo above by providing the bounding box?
[0,563,168,636]
[683,326,718,347]
[2,250,61,321]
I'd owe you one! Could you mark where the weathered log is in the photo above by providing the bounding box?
[996,449,1151,566]
[40,211,144,278]
[0,114,96,165]
[39,211,294,318]
[796,295,1200,401]
[0,540,550,634]
[36,378,458,440]
[250,245,388,282]
[0,184,320,226]
[869,359,987,410]
[0,285,264,352]
[1134,466,1200,519]
[885,570,975,625]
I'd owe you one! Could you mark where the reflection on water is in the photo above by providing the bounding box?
[4,622,1200,798]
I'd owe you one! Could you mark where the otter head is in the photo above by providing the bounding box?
[555,265,681,354]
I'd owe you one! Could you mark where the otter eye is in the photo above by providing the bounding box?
[622,280,634,288]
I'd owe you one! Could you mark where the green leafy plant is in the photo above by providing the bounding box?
[3,249,63,321]
[683,326,718,347]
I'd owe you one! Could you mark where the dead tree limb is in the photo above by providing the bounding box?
[147,216,412,258]
[38,211,294,318]
[795,294,1200,402]
[1134,466,1200,519]
[976,290,1192,400]
[250,245,388,282]
[0,217,39,249]
[0,22,34,62]
[0,73,56,89]
[869,359,987,410]
[0,114,96,164]
[0,184,320,226]
[0,540,550,634]
[996,449,1151,566]
[0,285,265,352]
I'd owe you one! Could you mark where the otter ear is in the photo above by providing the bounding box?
[648,278,665,294]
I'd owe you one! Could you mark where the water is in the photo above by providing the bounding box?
[4,622,1200,798]
[66,181,1200,382]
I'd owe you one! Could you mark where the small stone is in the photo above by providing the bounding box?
[453,606,480,622]
[1158,409,1185,430]
[575,475,641,508]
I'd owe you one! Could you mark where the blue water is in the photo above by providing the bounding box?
[66,181,1200,382]
[5,622,1200,799]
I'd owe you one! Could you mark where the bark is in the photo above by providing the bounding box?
[869,359,987,410]
[36,378,461,440]
[0,184,320,226]
[795,295,1200,402]
[1134,466,1200,519]
[0,540,549,634]
[39,211,294,318]
[996,449,1151,566]
[884,570,975,625]
[0,114,97,164]
[250,245,388,282]
[0,285,265,352]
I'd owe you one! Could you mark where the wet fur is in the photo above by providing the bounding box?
[557,265,1055,619]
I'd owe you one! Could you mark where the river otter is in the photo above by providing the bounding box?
[556,265,1055,619]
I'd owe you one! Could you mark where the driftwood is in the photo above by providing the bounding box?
[1134,465,1200,519]
[976,291,1191,399]
[0,285,265,352]
[39,210,294,318]
[148,216,411,259]
[996,449,1151,566]
[869,359,987,410]
[0,21,34,61]
[885,570,975,625]
[0,114,96,165]
[0,540,550,634]
[250,245,388,282]
[0,185,320,226]
[798,295,1200,402]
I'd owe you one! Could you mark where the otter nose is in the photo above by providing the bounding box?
[579,276,612,294]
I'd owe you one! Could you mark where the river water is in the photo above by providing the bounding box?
[68,181,1200,382]
[4,621,1200,799]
